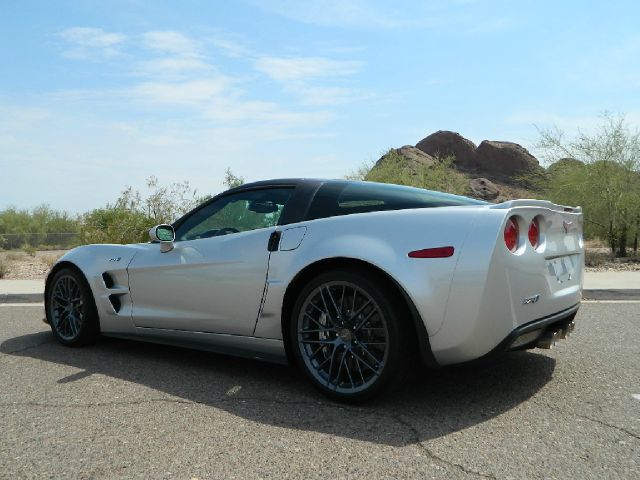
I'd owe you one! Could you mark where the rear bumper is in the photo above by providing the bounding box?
[482,302,580,358]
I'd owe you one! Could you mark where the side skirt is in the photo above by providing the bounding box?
[104,327,288,365]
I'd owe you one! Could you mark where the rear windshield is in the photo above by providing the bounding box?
[305,181,486,221]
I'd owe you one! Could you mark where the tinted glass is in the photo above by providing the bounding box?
[306,181,486,220]
[175,188,293,241]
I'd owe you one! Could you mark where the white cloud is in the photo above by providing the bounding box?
[254,56,366,106]
[208,35,253,58]
[255,56,362,82]
[138,57,211,75]
[133,78,231,105]
[58,27,126,58]
[140,30,201,58]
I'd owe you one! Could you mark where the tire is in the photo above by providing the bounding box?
[289,268,410,403]
[46,267,100,346]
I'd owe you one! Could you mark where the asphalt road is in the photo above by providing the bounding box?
[1,303,638,479]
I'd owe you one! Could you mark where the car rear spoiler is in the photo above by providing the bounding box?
[488,199,582,214]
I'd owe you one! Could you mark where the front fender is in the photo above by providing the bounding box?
[48,243,148,335]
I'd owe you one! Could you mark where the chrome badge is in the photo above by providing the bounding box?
[522,294,540,305]
[108,257,122,262]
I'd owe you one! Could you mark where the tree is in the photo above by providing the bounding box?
[81,176,203,245]
[223,167,245,189]
[538,113,640,257]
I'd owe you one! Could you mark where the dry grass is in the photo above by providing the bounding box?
[4,252,23,262]
[584,248,612,267]
[42,254,62,270]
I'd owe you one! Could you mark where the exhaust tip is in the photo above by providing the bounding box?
[536,329,562,349]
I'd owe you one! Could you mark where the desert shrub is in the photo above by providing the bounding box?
[0,260,9,279]
[584,248,611,267]
[22,244,36,256]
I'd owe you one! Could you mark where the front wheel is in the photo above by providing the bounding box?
[290,269,410,402]
[46,267,100,346]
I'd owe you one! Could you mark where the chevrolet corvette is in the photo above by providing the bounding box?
[45,179,584,401]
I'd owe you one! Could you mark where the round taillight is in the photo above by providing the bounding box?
[504,217,519,252]
[528,217,540,248]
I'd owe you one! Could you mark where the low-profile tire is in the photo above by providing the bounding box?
[289,268,410,403]
[46,267,100,346]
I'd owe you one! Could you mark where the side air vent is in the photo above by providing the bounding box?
[102,272,115,289]
[108,294,122,313]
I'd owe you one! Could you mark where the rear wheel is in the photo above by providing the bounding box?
[46,268,100,346]
[290,269,409,402]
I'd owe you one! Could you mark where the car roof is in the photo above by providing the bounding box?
[232,178,331,189]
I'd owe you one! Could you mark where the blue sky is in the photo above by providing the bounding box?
[1,0,639,212]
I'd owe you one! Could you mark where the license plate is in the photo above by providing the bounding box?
[547,255,576,284]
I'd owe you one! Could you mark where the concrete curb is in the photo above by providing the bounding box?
[581,289,640,300]
[0,290,639,304]
[0,293,44,304]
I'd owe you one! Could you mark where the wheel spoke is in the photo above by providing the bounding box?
[343,350,355,389]
[349,300,372,324]
[324,286,341,320]
[357,343,383,369]
[318,289,338,328]
[298,328,334,334]
[303,312,332,331]
[326,344,339,386]
[354,352,366,384]
[350,350,379,374]
[353,308,377,331]
[334,347,348,390]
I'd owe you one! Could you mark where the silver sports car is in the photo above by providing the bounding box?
[45,179,584,401]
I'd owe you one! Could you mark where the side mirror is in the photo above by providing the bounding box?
[149,224,175,253]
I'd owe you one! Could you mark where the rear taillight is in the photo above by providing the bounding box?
[504,217,519,252]
[528,217,540,248]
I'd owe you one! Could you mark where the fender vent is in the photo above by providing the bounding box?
[102,272,115,289]
[108,294,121,313]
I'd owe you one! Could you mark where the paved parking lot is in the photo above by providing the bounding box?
[1,302,638,479]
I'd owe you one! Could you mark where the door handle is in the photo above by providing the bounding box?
[267,231,281,252]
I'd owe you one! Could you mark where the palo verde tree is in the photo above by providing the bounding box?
[537,113,640,257]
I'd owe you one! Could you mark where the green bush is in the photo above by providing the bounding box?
[81,208,155,245]
[361,149,469,196]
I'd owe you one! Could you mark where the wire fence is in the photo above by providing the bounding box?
[0,233,80,250]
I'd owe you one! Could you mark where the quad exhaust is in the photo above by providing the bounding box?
[536,321,576,349]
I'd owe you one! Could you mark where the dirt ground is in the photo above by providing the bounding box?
[0,250,67,280]
[1,245,639,280]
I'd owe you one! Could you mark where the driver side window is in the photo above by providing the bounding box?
[175,188,293,241]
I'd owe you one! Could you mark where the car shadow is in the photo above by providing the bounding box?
[1,331,556,447]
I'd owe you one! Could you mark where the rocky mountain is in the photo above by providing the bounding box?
[371,130,547,202]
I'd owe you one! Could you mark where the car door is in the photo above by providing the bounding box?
[127,187,293,336]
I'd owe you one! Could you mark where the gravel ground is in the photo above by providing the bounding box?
[0,250,66,280]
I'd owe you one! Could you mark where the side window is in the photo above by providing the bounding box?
[175,188,293,241]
